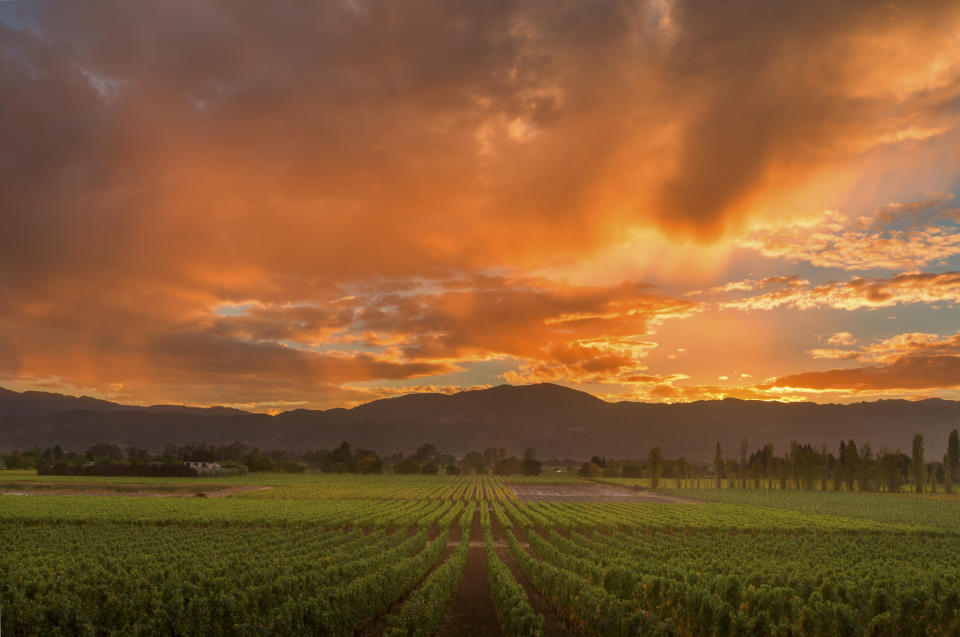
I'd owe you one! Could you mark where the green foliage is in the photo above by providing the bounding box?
[498,497,960,636]
[578,461,602,477]
[385,531,467,637]
[647,446,664,489]
[4,472,960,636]
[520,448,542,476]
[947,429,960,491]
[1,509,452,636]
[912,434,925,494]
[484,527,543,636]
[659,486,960,531]
[395,458,421,474]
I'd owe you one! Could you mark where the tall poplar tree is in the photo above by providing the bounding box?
[713,442,723,489]
[912,433,925,494]
[820,443,829,491]
[739,438,748,489]
[647,446,664,489]
[946,429,959,494]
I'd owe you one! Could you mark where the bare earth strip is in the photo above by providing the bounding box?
[435,508,504,637]
[0,485,271,498]
[508,482,699,503]
[488,505,573,637]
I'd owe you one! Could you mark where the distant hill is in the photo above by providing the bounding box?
[0,387,249,418]
[1,383,958,460]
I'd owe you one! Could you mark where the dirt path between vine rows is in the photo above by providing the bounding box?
[364,519,464,637]
[435,507,503,637]
[489,511,574,637]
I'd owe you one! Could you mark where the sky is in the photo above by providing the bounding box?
[1,0,960,412]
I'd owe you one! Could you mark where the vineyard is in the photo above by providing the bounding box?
[3,473,960,636]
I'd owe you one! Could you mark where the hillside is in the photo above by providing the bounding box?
[1,384,958,460]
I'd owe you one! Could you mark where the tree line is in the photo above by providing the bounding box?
[580,429,960,492]
[0,441,544,476]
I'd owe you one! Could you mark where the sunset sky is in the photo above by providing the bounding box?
[2,0,960,412]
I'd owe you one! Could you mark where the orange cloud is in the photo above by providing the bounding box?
[742,198,960,271]
[2,1,960,407]
[807,331,960,366]
[826,332,857,346]
[688,276,809,297]
[718,272,960,312]
[771,330,960,392]
[0,274,697,407]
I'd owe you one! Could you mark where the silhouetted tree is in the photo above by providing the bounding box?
[943,455,953,493]
[494,457,520,475]
[844,440,859,491]
[86,442,124,462]
[859,443,874,492]
[647,446,664,489]
[413,443,438,463]
[763,443,774,489]
[396,457,420,474]
[303,449,331,469]
[926,460,940,493]
[878,448,900,492]
[483,448,506,466]
[126,446,150,464]
[675,457,688,488]
[833,441,845,491]
[820,443,829,491]
[43,445,64,462]
[520,448,542,476]
[578,461,602,478]
[461,451,488,474]
[330,441,353,464]
[912,433,925,494]
[713,442,723,488]
[352,449,383,474]
[739,438,748,489]
[946,429,959,494]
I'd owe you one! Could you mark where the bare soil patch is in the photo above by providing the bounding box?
[508,481,698,503]
[0,484,271,498]
[435,508,503,637]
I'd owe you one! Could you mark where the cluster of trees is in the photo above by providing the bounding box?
[1,441,544,476]
[579,429,960,493]
[304,441,384,473]
[386,445,540,476]
[38,463,206,478]
[578,451,671,487]
[707,430,959,493]
[2,442,308,474]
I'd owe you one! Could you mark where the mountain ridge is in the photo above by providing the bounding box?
[1,383,958,460]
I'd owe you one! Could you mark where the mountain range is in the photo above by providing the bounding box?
[2,383,958,461]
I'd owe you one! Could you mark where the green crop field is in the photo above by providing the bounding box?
[3,472,960,636]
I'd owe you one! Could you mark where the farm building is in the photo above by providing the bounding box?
[184,461,221,471]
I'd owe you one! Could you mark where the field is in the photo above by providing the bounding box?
[3,472,960,636]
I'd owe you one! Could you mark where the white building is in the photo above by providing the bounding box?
[184,461,221,471]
